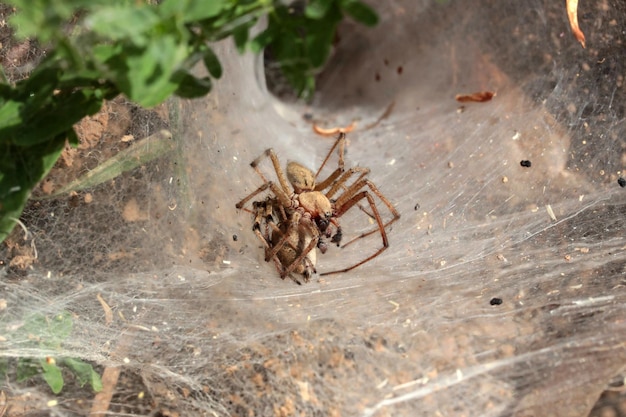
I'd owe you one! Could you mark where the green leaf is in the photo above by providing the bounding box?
[13,311,73,348]
[232,24,250,52]
[249,29,275,54]
[340,0,378,26]
[202,46,222,79]
[0,99,24,135]
[92,43,124,64]
[183,0,225,22]
[174,72,212,98]
[86,5,161,46]
[306,21,338,68]
[0,133,66,242]
[160,0,225,21]
[16,358,39,382]
[40,359,64,394]
[48,311,74,343]
[63,358,103,392]
[306,0,334,19]
[109,37,187,108]
[6,90,103,146]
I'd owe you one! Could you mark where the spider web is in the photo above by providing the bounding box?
[3,0,626,416]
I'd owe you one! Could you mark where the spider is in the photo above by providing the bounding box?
[236,132,400,279]
[250,197,317,284]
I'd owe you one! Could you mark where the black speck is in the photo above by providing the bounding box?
[520,160,532,168]
[618,177,626,188]
[232,234,238,241]
[490,297,503,305]
[414,203,420,211]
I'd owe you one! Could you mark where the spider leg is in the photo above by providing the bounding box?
[324,166,370,199]
[314,167,344,192]
[236,180,292,212]
[251,148,292,197]
[320,189,389,276]
[338,179,400,248]
[236,182,270,210]
[315,132,346,178]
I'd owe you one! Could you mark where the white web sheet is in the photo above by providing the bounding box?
[3,1,626,416]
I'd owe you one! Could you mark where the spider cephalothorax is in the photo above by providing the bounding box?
[236,133,400,281]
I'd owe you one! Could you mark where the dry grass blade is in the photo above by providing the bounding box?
[37,130,175,198]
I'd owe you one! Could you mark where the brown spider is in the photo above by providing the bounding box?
[250,197,317,284]
[236,132,400,279]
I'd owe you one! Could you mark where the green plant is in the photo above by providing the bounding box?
[0,0,378,243]
[0,310,103,394]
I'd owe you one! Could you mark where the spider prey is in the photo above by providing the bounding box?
[236,132,400,281]
[250,197,317,284]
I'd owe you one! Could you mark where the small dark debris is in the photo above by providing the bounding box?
[232,234,238,242]
[618,177,626,188]
[490,297,503,305]
[375,72,381,82]
[520,160,532,168]
[414,203,420,211]
[384,59,389,66]
[397,66,403,74]
[302,113,313,121]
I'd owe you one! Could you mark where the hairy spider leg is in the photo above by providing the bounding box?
[322,165,377,221]
[336,178,401,249]
[315,132,346,179]
[319,187,387,276]
[324,167,370,199]
[235,179,292,213]
[316,166,372,241]
[236,182,271,211]
[250,148,292,197]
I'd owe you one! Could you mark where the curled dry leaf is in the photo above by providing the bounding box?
[312,121,357,136]
[455,91,496,103]
[567,0,586,48]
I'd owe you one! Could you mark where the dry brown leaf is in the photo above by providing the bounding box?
[455,91,496,103]
[567,0,586,48]
[312,121,356,136]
